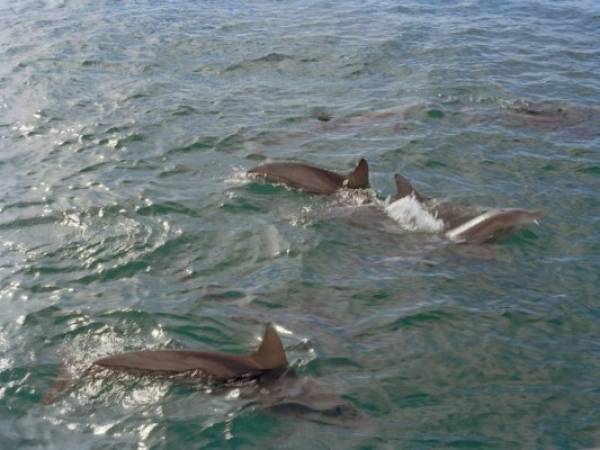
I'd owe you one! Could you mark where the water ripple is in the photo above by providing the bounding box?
[0,0,599,448]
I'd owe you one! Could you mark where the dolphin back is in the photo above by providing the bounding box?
[94,324,287,375]
[446,208,543,243]
[43,324,289,403]
[249,159,369,194]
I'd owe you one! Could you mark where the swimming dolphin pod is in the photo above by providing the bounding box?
[44,155,545,431]
[392,173,543,243]
[248,158,369,195]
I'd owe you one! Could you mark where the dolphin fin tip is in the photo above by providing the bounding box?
[346,158,369,189]
[252,324,288,370]
[394,173,421,200]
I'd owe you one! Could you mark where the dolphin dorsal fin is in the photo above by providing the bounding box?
[346,159,369,189]
[251,324,288,370]
[394,173,427,202]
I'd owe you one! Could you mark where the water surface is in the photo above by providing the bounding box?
[1,0,599,448]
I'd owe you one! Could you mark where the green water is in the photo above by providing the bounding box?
[1,0,599,448]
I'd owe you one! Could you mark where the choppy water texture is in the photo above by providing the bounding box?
[1,0,599,448]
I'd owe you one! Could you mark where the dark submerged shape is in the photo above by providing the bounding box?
[248,158,369,195]
[393,174,543,243]
[502,100,593,131]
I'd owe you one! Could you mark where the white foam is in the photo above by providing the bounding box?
[224,166,254,185]
[331,187,378,207]
[384,195,444,233]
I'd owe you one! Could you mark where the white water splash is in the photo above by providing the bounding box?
[384,195,444,233]
[331,187,378,207]
[224,166,254,185]
[286,205,312,227]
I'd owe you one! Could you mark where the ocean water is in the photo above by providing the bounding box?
[1,0,599,448]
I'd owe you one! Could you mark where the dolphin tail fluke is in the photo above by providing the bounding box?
[251,324,288,370]
[43,362,76,404]
[346,159,369,189]
[394,174,427,202]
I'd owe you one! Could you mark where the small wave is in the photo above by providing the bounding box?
[0,214,59,231]
[112,133,145,150]
[224,53,294,72]
[166,136,217,156]
[384,195,444,233]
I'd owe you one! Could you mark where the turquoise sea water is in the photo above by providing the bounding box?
[1,0,599,448]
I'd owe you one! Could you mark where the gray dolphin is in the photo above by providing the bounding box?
[393,174,543,243]
[94,324,287,379]
[248,159,369,195]
[42,325,363,425]
[44,324,287,403]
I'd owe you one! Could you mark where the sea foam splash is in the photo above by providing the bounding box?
[331,187,378,207]
[224,167,254,185]
[384,195,445,233]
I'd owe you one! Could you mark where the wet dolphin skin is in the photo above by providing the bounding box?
[248,159,369,195]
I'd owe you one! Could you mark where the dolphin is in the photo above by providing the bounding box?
[505,101,587,130]
[44,324,287,403]
[392,174,543,243]
[94,324,287,379]
[248,159,369,195]
[43,324,363,425]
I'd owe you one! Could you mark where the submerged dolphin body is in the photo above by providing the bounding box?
[392,174,543,244]
[504,101,590,131]
[247,371,366,427]
[248,159,369,195]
